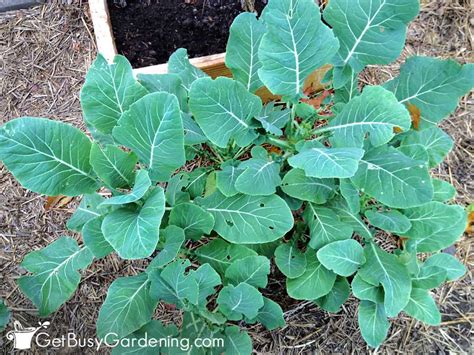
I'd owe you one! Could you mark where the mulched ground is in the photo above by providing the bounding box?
[0,0,472,353]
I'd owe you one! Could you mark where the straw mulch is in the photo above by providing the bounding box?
[0,0,472,353]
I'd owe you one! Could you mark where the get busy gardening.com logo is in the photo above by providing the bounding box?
[4,320,224,351]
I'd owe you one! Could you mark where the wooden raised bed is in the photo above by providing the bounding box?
[89,0,329,101]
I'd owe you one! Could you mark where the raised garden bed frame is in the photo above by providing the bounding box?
[89,0,329,101]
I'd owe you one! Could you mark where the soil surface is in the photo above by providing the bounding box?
[108,0,267,67]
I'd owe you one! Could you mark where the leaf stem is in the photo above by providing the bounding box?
[266,136,293,151]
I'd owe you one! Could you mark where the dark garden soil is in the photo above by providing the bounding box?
[107,0,267,68]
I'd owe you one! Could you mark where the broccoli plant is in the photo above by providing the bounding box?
[0,0,472,351]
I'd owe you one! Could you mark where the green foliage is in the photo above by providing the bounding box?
[0,299,11,332]
[0,0,471,351]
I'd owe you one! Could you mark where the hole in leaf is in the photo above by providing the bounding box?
[226,220,234,227]
[260,203,265,207]
[269,226,274,230]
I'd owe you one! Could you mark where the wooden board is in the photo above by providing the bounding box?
[88,0,330,101]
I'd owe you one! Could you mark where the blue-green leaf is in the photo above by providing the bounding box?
[358,243,411,317]
[281,169,335,204]
[365,210,412,234]
[98,170,151,207]
[189,77,261,148]
[320,86,411,148]
[90,144,137,189]
[97,273,156,340]
[217,282,264,320]
[226,12,266,93]
[317,239,366,276]
[18,237,94,317]
[113,92,185,182]
[358,300,390,348]
[286,251,337,300]
[258,0,339,101]
[81,54,147,134]
[403,202,466,252]
[199,192,294,244]
[403,288,441,326]
[351,146,433,208]
[384,56,474,128]
[325,0,419,87]
[0,117,99,196]
[102,187,165,259]
[274,243,307,279]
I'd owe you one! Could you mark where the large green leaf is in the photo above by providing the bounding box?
[400,127,453,167]
[319,86,410,148]
[182,112,207,146]
[102,187,165,259]
[113,92,185,182]
[289,146,364,178]
[432,178,456,202]
[423,253,466,281]
[224,326,253,355]
[216,164,244,197]
[281,169,335,204]
[235,147,281,195]
[17,237,94,316]
[67,193,105,232]
[315,276,350,313]
[358,243,411,317]
[274,243,307,279]
[147,226,185,272]
[286,251,337,300]
[402,202,466,252]
[325,0,419,86]
[90,144,137,189]
[80,54,147,134]
[0,117,99,196]
[169,203,215,240]
[358,301,390,348]
[304,204,353,250]
[226,12,265,93]
[365,210,412,234]
[351,146,433,208]
[258,0,339,100]
[217,282,264,320]
[351,273,384,303]
[184,168,210,198]
[137,73,188,111]
[225,255,270,288]
[329,197,373,239]
[168,48,208,92]
[339,178,360,213]
[199,192,294,244]
[190,263,221,306]
[82,217,114,258]
[384,56,474,128]
[403,288,441,326]
[98,170,151,207]
[149,259,199,308]
[195,239,257,275]
[189,77,261,148]
[255,102,290,136]
[317,239,366,276]
[412,266,446,289]
[249,297,285,330]
[97,273,156,340]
